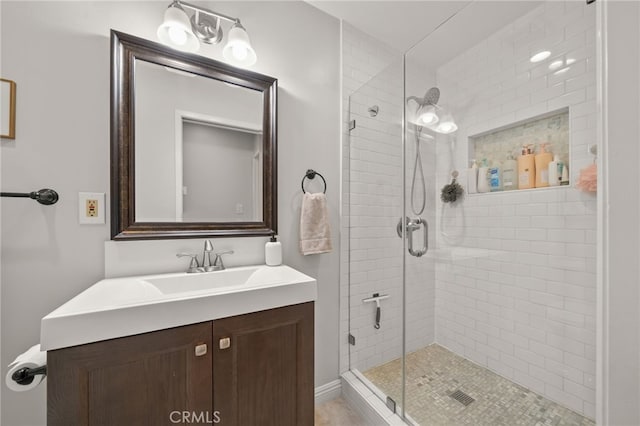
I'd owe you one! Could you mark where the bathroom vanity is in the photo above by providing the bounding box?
[41,265,316,426]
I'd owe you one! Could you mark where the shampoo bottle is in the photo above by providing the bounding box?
[489,160,502,192]
[535,143,553,188]
[560,163,569,185]
[477,159,490,193]
[548,155,561,187]
[467,159,478,194]
[265,235,282,266]
[517,145,535,190]
[502,154,518,191]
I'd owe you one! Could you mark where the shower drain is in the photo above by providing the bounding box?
[450,389,475,406]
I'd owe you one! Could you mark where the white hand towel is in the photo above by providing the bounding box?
[300,192,332,255]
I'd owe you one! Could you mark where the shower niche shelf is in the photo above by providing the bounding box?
[467,107,570,193]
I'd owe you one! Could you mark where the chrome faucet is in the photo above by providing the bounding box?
[177,241,234,273]
[202,240,214,272]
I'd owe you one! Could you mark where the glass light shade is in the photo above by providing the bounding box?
[435,114,458,134]
[416,104,439,126]
[222,23,257,66]
[157,5,200,53]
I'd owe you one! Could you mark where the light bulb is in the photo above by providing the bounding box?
[416,104,439,126]
[168,26,188,45]
[232,44,248,61]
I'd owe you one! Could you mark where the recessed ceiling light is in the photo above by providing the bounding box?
[566,58,576,65]
[553,67,571,75]
[530,50,551,63]
[549,60,564,71]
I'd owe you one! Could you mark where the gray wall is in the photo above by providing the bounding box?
[602,2,640,425]
[0,2,340,425]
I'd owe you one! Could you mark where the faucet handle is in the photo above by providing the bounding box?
[176,253,201,273]
[212,250,234,271]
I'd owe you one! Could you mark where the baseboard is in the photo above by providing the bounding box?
[314,379,342,405]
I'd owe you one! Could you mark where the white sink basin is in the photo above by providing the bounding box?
[41,265,317,351]
[144,265,296,294]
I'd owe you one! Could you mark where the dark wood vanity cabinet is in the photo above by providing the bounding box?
[47,302,314,426]
[213,302,314,426]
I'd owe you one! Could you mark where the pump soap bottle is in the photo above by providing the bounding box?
[535,143,553,188]
[265,235,282,266]
[502,154,518,191]
[517,145,535,190]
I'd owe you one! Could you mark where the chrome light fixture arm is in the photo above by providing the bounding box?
[175,0,239,26]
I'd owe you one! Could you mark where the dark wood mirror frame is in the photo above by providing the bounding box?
[111,30,277,240]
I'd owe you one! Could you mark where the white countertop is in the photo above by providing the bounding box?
[41,265,317,350]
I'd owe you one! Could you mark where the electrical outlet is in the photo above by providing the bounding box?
[86,199,98,217]
[79,192,105,224]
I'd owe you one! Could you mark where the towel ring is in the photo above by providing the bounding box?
[301,169,327,194]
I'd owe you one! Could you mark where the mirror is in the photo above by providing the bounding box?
[1,78,16,139]
[111,30,277,240]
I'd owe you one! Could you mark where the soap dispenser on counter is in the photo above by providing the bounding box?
[535,143,553,188]
[477,159,490,193]
[265,235,282,266]
[517,145,535,190]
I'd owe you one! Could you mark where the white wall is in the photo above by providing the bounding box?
[601,1,640,425]
[427,1,597,417]
[0,2,340,425]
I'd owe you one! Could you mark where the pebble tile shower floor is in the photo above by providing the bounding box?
[363,344,594,426]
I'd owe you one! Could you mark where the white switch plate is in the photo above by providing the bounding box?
[79,192,105,224]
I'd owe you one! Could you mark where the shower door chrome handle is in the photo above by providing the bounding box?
[397,217,428,257]
[408,218,428,257]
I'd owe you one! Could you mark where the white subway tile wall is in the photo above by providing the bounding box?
[341,23,437,375]
[430,1,596,418]
[340,23,401,374]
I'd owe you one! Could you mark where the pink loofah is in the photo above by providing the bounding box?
[576,163,597,192]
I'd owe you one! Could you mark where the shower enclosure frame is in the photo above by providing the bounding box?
[341,1,617,425]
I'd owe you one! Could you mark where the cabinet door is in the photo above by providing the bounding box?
[47,322,213,426]
[213,302,314,426]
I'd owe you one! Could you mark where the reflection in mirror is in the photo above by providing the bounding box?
[110,30,277,240]
[134,60,263,223]
[0,78,16,139]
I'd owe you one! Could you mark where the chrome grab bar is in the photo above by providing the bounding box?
[397,216,428,257]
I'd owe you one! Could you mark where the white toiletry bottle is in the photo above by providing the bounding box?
[548,154,561,187]
[489,159,502,192]
[502,154,518,191]
[477,159,490,193]
[467,159,478,194]
[265,235,282,266]
[560,163,569,185]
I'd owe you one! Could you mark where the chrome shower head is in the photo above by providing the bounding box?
[423,87,440,105]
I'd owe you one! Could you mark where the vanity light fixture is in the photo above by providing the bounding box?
[157,0,257,66]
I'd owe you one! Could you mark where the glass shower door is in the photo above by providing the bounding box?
[347,60,406,414]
